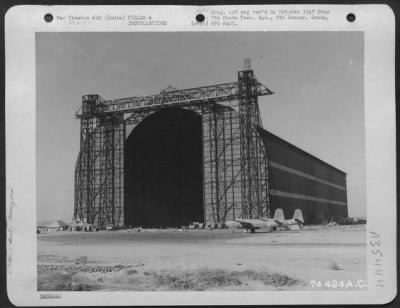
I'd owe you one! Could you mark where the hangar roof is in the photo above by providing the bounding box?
[258,128,347,176]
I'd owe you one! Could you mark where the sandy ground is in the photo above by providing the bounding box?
[37,225,367,291]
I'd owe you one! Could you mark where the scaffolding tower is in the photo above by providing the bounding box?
[74,67,273,227]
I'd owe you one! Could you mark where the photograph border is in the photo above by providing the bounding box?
[4,4,397,306]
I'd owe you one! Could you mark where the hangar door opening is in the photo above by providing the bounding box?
[124,108,204,228]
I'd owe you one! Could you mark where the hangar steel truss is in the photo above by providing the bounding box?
[74,68,274,227]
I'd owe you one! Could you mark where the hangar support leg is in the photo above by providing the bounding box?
[202,103,242,225]
[74,95,125,227]
[238,70,270,219]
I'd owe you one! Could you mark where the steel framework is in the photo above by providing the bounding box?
[74,68,273,227]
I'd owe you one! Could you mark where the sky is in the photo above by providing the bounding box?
[36,31,365,223]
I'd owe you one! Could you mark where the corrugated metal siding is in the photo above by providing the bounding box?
[259,129,348,224]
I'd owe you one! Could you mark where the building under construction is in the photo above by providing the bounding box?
[74,62,348,228]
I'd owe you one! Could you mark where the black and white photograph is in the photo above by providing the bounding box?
[35,30,367,292]
[5,5,396,306]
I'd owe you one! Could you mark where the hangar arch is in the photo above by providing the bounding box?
[124,107,204,228]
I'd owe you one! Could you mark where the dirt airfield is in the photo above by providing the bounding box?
[37,225,367,291]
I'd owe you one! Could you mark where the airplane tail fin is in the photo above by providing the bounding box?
[293,209,304,224]
[273,208,285,222]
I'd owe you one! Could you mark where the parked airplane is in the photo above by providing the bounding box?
[235,208,304,233]
[278,208,304,230]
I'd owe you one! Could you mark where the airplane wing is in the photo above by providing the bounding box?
[260,217,281,226]
[235,219,260,229]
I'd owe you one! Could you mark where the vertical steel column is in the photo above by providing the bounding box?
[74,95,125,227]
[75,95,100,223]
[92,114,125,227]
[202,102,216,225]
[73,151,81,222]
[113,116,125,226]
[238,70,270,218]
[202,102,243,225]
